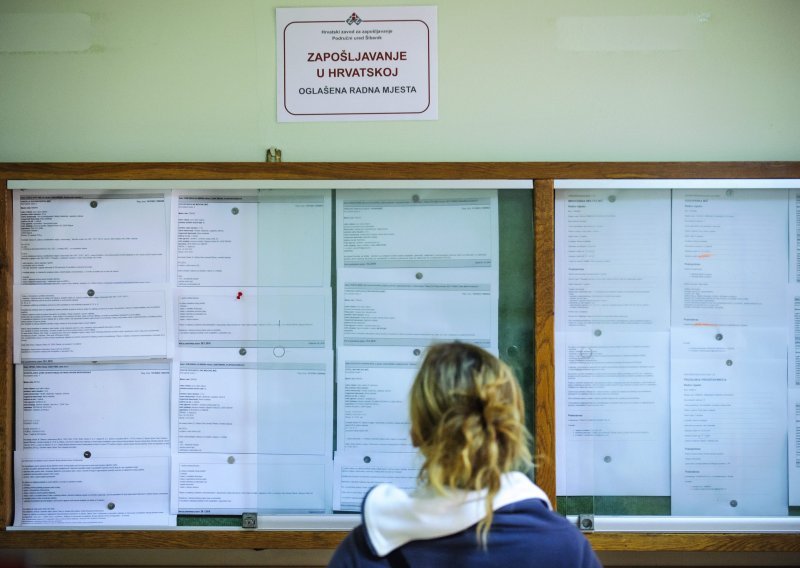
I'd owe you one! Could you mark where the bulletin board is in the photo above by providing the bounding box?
[0,162,799,554]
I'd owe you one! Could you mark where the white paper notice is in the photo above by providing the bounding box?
[15,451,173,527]
[13,190,169,286]
[789,389,800,506]
[671,188,788,327]
[173,454,330,514]
[336,188,498,348]
[333,452,422,511]
[176,287,331,350]
[671,329,788,516]
[277,6,438,122]
[339,278,496,349]
[336,348,419,453]
[337,189,498,270]
[174,192,258,287]
[174,353,333,456]
[175,288,332,352]
[555,331,670,495]
[14,285,169,362]
[173,190,331,287]
[257,189,332,287]
[554,188,671,332]
[17,362,170,451]
[789,288,800,505]
[791,189,800,283]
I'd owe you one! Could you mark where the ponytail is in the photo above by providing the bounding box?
[410,342,532,547]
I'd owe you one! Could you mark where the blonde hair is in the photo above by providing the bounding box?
[409,342,532,547]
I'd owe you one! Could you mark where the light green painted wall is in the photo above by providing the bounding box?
[1,0,798,162]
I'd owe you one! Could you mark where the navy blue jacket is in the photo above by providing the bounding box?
[328,498,602,567]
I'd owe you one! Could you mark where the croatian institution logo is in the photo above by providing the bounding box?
[346,12,362,25]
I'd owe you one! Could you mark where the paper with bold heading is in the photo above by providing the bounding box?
[13,190,169,286]
[172,350,333,456]
[171,348,334,514]
[16,362,170,452]
[172,189,331,288]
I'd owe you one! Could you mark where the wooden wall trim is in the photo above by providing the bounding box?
[0,179,12,527]
[586,533,800,552]
[0,529,797,552]
[1,161,800,181]
[533,179,556,506]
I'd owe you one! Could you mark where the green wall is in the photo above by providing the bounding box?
[1,0,799,162]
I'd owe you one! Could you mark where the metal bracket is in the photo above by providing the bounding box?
[241,512,258,529]
[266,147,282,163]
[577,514,594,531]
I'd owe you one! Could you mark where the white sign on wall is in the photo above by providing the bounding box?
[277,6,438,122]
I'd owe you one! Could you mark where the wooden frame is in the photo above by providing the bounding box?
[1,162,799,553]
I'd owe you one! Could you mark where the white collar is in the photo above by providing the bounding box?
[363,471,551,557]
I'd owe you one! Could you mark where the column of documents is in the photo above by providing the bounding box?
[670,329,787,515]
[12,190,173,527]
[333,188,500,510]
[670,189,788,516]
[789,189,800,505]
[170,189,334,514]
[554,188,671,497]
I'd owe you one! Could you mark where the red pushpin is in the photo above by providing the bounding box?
[236,291,243,300]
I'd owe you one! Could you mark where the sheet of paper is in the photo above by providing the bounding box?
[173,189,331,287]
[671,329,788,516]
[14,450,173,527]
[173,191,258,287]
[789,287,800,505]
[791,189,800,283]
[14,285,170,363]
[16,362,170,452]
[788,388,800,507]
[554,188,671,332]
[336,348,420,453]
[555,331,670,495]
[333,451,422,512]
[172,453,331,514]
[337,275,497,349]
[13,189,169,286]
[671,188,788,327]
[335,189,498,348]
[173,350,333,456]
[256,188,332,287]
[175,287,331,350]
[336,188,498,270]
[790,389,800,506]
